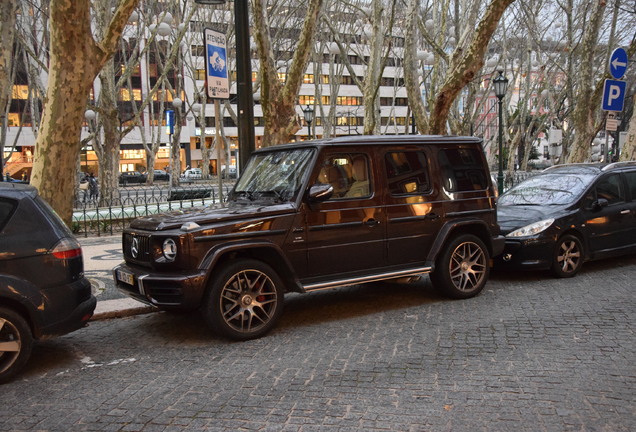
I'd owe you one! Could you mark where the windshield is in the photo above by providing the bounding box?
[230,148,315,203]
[498,173,595,206]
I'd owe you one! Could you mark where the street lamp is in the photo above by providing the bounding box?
[303,104,314,139]
[493,70,508,195]
[194,0,254,173]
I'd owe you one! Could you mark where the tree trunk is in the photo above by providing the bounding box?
[253,0,323,147]
[620,95,636,161]
[0,0,18,173]
[30,0,139,226]
[428,0,516,135]
[566,0,606,163]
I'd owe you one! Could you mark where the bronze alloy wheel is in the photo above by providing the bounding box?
[551,234,583,278]
[431,234,490,299]
[0,307,33,384]
[204,259,284,340]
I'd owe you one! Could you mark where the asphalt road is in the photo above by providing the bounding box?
[1,254,634,431]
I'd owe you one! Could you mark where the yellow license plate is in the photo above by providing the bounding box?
[116,269,134,286]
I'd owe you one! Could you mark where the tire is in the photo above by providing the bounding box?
[203,259,285,341]
[551,234,583,278]
[0,307,34,384]
[430,234,490,299]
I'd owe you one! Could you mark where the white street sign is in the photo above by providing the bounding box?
[204,28,229,99]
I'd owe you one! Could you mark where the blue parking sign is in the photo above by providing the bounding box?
[204,28,229,99]
[602,79,626,112]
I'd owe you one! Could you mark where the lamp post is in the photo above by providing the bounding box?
[303,104,314,139]
[194,0,254,173]
[493,70,509,195]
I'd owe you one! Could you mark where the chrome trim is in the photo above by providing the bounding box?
[446,208,494,217]
[138,274,148,296]
[194,230,287,242]
[303,266,432,292]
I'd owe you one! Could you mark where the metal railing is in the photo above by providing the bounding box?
[72,180,235,237]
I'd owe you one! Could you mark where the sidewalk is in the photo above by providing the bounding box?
[78,234,156,321]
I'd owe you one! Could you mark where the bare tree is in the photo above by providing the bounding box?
[30,0,140,225]
[252,0,324,146]
[0,0,18,178]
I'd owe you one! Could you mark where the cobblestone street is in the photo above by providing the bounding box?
[1,255,634,431]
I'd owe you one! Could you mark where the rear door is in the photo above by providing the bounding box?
[382,146,444,266]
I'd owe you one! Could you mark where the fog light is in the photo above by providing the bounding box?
[503,254,512,261]
[162,238,177,261]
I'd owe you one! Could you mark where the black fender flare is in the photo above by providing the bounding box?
[425,219,496,266]
[198,240,304,293]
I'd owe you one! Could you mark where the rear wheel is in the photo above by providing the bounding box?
[0,307,33,384]
[203,259,284,341]
[430,234,490,299]
[551,234,583,278]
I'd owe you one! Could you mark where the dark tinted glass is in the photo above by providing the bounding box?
[595,174,625,205]
[0,198,17,230]
[623,172,636,200]
[439,148,488,192]
[385,151,430,195]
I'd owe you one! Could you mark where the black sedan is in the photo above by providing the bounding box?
[119,171,147,185]
[496,162,636,277]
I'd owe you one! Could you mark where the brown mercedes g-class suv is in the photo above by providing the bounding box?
[114,136,504,340]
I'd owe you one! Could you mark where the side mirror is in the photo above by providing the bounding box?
[308,184,333,202]
[592,198,609,211]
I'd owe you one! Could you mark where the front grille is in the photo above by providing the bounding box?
[123,233,152,266]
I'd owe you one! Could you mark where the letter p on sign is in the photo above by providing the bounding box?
[602,79,626,112]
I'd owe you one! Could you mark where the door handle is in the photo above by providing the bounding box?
[364,219,380,226]
[620,209,630,215]
[425,213,440,220]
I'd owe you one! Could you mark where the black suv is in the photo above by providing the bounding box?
[0,183,96,383]
[114,136,504,340]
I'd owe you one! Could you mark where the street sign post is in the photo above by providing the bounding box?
[204,28,229,99]
[602,79,627,112]
[609,48,628,79]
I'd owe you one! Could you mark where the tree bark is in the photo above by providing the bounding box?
[428,0,516,135]
[253,0,323,146]
[30,0,139,226]
[620,95,636,161]
[0,0,18,173]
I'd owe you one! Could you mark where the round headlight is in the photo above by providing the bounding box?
[162,238,177,261]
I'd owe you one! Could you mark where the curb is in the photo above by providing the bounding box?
[91,298,156,321]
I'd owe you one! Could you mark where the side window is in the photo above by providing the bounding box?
[595,174,625,205]
[317,153,371,199]
[624,172,636,201]
[384,151,430,195]
[438,148,488,192]
[0,198,17,231]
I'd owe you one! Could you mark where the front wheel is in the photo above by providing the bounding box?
[430,234,490,299]
[203,259,284,341]
[551,234,583,278]
[0,307,34,384]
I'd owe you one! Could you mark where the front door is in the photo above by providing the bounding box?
[303,149,385,280]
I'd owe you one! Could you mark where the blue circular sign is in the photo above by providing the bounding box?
[609,48,628,79]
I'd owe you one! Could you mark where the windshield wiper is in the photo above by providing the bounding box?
[255,190,287,203]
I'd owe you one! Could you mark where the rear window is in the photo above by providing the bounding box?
[438,148,488,192]
[0,198,17,231]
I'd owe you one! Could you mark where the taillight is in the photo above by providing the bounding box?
[50,238,83,259]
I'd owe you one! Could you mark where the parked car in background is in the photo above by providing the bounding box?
[152,170,169,181]
[221,165,237,179]
[119,171,147,185]
[0,183,96,383]
[497,162,636,277]
[114,135,504,341]
[181,168,202,180]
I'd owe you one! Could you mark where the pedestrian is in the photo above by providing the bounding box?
[22,172,28,182]
[88,173,98,203]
